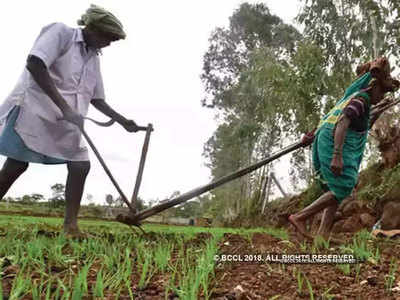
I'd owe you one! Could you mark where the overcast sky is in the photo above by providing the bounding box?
[0,1,301,205]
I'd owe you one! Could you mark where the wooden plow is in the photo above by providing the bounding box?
[83,96,399,232]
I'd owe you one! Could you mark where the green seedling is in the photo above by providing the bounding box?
[45,278,53,300]
[138,251,152,289]
[53,282,62,300]
[354,263,361,283]
[31,283,40,300]
[337,263,351,276]
[9,274,30,300]
[369,247,380,265]
[322,287,334,300]
[0,275,3,300]
[299,241,308,252]
[313,235,330,250]
[351,237,372,262]
[154,243,172,273]
[305,275,314,300]
[385,258,397,295]
[93,269,105,298]
[296,270,304,295]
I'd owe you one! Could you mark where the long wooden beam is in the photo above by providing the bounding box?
[117,141,304,226]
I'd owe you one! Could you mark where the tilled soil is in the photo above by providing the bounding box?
[210,230,400,300]
[96,230,400,299]
[2,229,400,299]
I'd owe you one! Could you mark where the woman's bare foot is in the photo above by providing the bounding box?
[288,215,313,239]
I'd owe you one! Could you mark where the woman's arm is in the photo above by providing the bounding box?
[331,115,351,176]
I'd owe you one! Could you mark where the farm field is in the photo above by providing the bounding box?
[0,215,400,299]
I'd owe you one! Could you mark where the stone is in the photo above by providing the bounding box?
[332,220,346,233]
[381,202,400,230]
[359,213,376,228]
[331,219,346,233]
[367,276,378,286]
[341,215,363,233]
[342,201,361,217]
[334,211,343,221]
[338,196,354,212]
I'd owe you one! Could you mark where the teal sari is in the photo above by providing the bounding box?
[312,73,373,203]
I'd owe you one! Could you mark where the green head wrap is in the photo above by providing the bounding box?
[342,72,373,100]
[78,4,126,39]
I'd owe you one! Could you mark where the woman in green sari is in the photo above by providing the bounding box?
[289,57,399,240]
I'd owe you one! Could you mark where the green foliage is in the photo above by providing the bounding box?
[201,2,300,109]
[19,194,44,205]
[298,0,400,70]
[174,201,202,218]
[49,183,66,208]
[357,163,400,206]
[201,3,306,216]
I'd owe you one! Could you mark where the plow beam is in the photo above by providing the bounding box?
[117,140,304,226]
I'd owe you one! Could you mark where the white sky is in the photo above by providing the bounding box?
[0,1,301,205]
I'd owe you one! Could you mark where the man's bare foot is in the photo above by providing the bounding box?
[288,215,313,240]
[64,230,93,239]
[63,225,89,239]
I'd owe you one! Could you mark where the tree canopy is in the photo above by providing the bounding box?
[200,1,400,219]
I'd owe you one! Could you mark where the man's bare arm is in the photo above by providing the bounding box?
[90,98,128,124]
[91,98,139,132]
[26,55,83,128]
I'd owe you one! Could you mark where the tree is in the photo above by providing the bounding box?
[19,193,44,204]
[105,194,114,206]
[3,196,14,203]
[49,183,65,208]
[31,193,45,202]
[370,109,400,168]
[175,201,202,218]
[297,0,400,166]
[201,3,308,214]
[135,197,147,211]
[86,193,94,206]
[201,2,300,109]
[202,1,400,221]
[114,196,124,207]
[298,0,400,70]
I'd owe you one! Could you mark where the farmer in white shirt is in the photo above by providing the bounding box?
[0,5,139,236]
